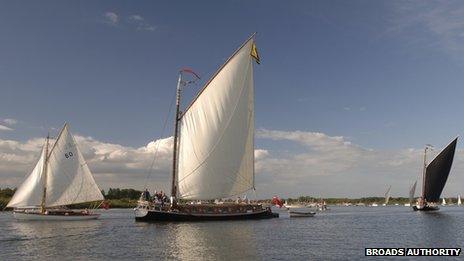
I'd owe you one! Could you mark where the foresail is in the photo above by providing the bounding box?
[45,124,104,207]
[424,137,458,202]
[7,146,46,208]
[177,38,255,200]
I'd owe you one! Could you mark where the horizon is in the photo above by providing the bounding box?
[2,1,464,198]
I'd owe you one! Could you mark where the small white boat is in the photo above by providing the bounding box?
[289,210,316,217]
[371,203,378,207]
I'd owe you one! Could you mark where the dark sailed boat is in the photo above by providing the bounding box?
[412,137,458,211]
[135,34,278,222]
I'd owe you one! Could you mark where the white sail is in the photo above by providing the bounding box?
[442,198,446,205]
[384,185,391,205]
[409,181,417,204]
[45,124,104,207]
[6,146,46,208]
[177,39,255,200]
[458,195,462,206]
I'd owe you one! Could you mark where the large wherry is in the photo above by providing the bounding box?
[7,123,104,220]
[412,137,458,211]
[135,35,277,222]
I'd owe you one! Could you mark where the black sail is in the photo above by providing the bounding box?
[424,138,458,202]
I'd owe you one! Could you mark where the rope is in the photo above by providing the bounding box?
[143,88,177,189]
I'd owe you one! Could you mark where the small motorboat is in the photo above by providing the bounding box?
[288,209,316,217]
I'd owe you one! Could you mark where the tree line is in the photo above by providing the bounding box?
[0,187,143,209]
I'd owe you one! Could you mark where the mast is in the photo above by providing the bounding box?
[421,146,429,201]
[170,72,183,205]
[40,134,50,213]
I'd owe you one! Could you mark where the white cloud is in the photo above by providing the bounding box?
[389,1,464,58]
[102,12,155,32]
[3,119,17,125]
[103,12,119,25]
[1,129,463,199]
[0,125,13,131]
[255,129,464,198]
[129,15,144,22]
[128,14,156,32]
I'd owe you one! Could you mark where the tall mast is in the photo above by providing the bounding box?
[170,72,183,205]
[421,146,430,201]
[40,134,50,213]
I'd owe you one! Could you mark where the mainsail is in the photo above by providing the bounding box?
[384,185,391,205]
[7,124,104,208]
[423,137,458,203]
[177,38,256,200]
[458,195,462,206]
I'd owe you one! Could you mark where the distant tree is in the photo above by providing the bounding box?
[105,188,142,200]
[0,188,16,198]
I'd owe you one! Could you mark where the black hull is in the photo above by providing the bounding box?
[412,205,439,211]
[136,209,278,222]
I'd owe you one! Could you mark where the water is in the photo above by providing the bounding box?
[1,206,463,260]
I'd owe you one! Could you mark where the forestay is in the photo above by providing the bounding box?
[45,124,104,207]
[177,39,255,200]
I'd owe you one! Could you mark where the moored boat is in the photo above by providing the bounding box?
[6,123,104,220]
[288,209,316,217]
[135,34,278,222]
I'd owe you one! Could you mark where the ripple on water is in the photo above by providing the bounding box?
[1,207,464,260]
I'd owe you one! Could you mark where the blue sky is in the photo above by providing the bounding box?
[2,1,464,198]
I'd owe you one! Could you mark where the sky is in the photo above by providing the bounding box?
[2,0,464,198]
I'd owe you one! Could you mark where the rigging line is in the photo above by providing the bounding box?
[143,87,177,189]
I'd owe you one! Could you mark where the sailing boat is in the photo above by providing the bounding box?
[441,198,447,206]
[405,181,417,206]
[7,123,104,220]
[135,34,277,221]
[458,195,462,206]
[413,137,458,211]
[382,185,391,206]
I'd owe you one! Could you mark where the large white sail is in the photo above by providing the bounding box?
[45,124,104,207]
[6,146,46,208]
[177,39,255,200]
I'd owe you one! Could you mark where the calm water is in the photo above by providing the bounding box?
[1,206,463,260]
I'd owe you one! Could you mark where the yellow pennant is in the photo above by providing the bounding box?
[251,42,260,64]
